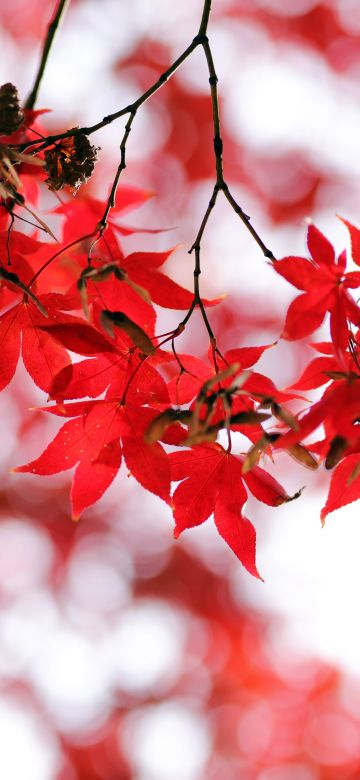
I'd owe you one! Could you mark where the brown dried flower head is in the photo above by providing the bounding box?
[0,83,24,135]
[44,133,99,192]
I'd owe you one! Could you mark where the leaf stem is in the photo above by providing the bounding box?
[24,0,71,110]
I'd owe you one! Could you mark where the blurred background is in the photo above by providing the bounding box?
[1,0,360,777]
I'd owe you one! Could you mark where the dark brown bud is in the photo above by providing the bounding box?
[0,83,24,135]
[44,133,99,192]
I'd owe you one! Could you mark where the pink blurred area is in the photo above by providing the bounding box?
[1,1,360,778]
[2,475,360,780]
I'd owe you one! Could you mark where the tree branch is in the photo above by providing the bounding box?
[23,0,274,300]
[198,0,212,36]
[16,37,200,152]
[89,109,137,260]
[24,0,71,110]
[200,36,275,260]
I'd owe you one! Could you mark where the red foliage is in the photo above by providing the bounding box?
[4,2,360,778]
[0,49,359,576]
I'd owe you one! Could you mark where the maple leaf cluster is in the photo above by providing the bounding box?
[6,2,360,778]
[1,61,360,581]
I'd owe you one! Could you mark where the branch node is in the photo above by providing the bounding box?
[193,33,208,45]
[189,242,199,254]
[96,220,106,234]
[264,249,275,260]
[209,75,218,86]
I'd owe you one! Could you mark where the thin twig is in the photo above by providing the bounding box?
[86,110,137,264]
[200,36,275,260]
[24,0,71,110]
[23,0,274,302]
[15,38,201,152]
[23,1,213,288]
[97,111,137,235]
[198,0,212,35]
[222,185,274,259]
[16,0,273,264]
[184,20,274,358]
[189,184,220,253]
[16,0,214,152]
[187,184,219,340]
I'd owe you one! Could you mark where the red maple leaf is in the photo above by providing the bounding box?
[55,185,154,244]
[170,442,292,578]
[166,343,274,405]
[274,224,360,359]
[321,453,360,523]
[274,358,360,473]
[0,291,114,393]
[115,248,223,310]
[340,217,360,267]
[50,336,170,407]
[286,341,358,392]
[15,399,171,519]
[0,230,42,307]
[69,247,222,322]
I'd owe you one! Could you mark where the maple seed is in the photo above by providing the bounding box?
[145,409,186,444]
[325,436,348,469]
[288,443,318,470]
[44,133,99,192]
[77,264,125,318]
[271,402,299,431]
[100,310,154,354]
[0,268,48,317]
[0,83,24,134]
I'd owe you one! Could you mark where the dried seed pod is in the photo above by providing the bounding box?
[288,443,318,470]
[325,435,347,470]
[100,310,154,355]
[44,133,98,192]
[0,83,24,135]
